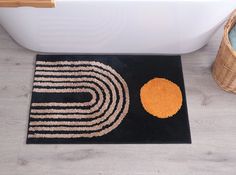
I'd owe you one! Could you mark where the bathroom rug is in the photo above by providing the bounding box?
[27,55,191,144]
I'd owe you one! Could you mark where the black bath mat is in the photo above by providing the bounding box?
[27,55,191,144]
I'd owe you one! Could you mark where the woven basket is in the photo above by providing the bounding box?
[212,10,236,93]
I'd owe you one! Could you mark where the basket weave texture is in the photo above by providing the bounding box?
[212,10,236,93]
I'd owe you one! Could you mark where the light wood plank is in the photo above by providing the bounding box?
[0,24,236,175]
[0,0,55,8]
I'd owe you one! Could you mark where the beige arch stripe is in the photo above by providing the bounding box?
[35,66,106,71]
[30,119,111,127]
[32,82,105,114]
[33,70,115,119]
[31,108,95,114]
[32,102,93,107]
[29,78,125,128]
[30,84,125,128]
[34,82,97,87]
[31,66,122,127]
[31,75,114,120]
[29,126,109,132]
[33,88,92,93]
[35,61,129,90]
[31,89,103,114]
[33,65,123,118]
[30,61,130,138]
[30,114,97,119]
[29,97,129,139]
[35,61,109,66]
[30,83,120,126]
[30,78,122,127]
[30,60,129,136]
[32,78,109,114]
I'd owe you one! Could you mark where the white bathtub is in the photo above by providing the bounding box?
[0,0,235,54]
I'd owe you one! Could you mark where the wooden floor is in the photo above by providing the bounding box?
[0,25,235,175]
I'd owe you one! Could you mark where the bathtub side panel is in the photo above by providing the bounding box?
[0,1,235,54]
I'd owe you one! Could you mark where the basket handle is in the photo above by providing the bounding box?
[223,9,236,56]
[225,9,236,31]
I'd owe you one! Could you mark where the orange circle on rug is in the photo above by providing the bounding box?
[140,78,182,119]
